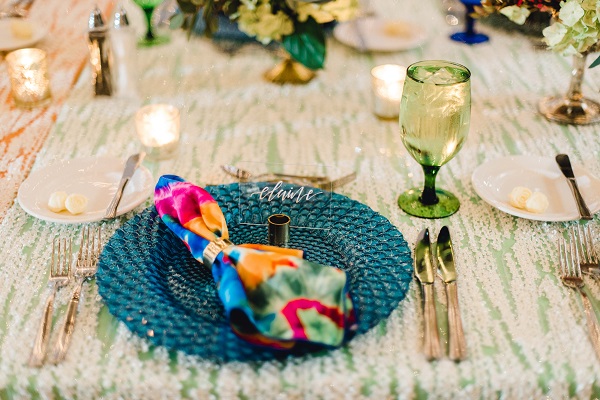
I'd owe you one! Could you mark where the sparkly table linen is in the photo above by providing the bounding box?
[1,0,600,398]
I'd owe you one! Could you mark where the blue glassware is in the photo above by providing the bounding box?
[449,0,489,45]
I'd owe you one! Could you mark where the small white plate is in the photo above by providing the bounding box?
[471,155,600,221]
[17,156,154,224]
[333,17,427,52]
[0,18,47,52]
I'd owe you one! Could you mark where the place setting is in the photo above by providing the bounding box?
[6,0,600,395]
[95,171,413,361]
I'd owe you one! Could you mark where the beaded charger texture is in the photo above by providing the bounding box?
[96,183,412,362]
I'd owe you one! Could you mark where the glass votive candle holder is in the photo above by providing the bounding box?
[371,64,406,120]
[5,48,52,108]
[135,104,180,161]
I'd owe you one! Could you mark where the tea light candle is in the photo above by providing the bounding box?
[5,48,51,108]
[371,64,406,120]
[135,104,180,160]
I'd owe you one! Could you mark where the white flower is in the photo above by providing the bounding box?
[500,5,531,25]
[543,21,568,46]
[559,0,585,27]
[562,43,581,56]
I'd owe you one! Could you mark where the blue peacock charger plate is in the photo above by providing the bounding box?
[96,183,412,362]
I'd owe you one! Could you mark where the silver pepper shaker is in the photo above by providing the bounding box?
[111,5,138,98]
[88,6,113,96]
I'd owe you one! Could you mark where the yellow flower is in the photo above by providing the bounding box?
[236,1,294,44]
[321,0,359,22]
[295,0,358,23]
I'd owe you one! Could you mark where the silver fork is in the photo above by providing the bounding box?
[572,225,600,276]
[558,237,600,360]
[28,237,72,367]
[48,227,101,364]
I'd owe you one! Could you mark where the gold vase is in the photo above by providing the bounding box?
[538,52,600,125]
[263,52,316,85]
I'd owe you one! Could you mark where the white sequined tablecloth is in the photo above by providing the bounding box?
[1,0,600,398]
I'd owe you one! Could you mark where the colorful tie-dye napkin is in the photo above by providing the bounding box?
[154,175,357,350]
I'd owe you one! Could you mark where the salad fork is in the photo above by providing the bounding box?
[28,237,71,367]
[49,227,101,364]
[572,225,599,276]
[558,237,600,359]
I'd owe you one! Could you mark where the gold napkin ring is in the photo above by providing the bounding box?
[268,214,290,247]
[202,238,234,267]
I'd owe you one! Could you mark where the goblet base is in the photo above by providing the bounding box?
[538,95,600,125]
[138,35,170,48]
[398,188,460,219]
[449,31,489,45]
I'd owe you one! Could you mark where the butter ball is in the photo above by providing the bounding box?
[508,186,532,209]
[65,193,88,215]
[525,192,549,214]
[48,191,68,213]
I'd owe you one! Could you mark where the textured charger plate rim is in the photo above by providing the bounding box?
[97,183,412,362]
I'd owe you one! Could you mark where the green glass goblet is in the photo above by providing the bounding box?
[398,60,471,219]
[134,0,170,47]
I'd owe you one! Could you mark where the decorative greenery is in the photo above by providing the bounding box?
[480,0,600,67]
[172,0,358,70]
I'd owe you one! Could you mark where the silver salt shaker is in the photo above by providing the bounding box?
[88,7,113,96]
[111,5,137,98]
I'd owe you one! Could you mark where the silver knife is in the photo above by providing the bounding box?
[414,228,442,360]
[556,154,593,220]
[104,152,145,219]
[436,226,467,361]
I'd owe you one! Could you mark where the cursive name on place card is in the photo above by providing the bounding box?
[250,181,322,204]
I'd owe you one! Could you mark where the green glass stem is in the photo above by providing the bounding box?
[142,7,155,41]
[420,165,440,205]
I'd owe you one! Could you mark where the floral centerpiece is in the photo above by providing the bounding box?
[172,0,358,72]
[480,0,600,124]
[481,0,600,64]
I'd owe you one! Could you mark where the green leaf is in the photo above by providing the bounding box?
[176,0,201,14]
[282,17,326,70]
[589,55,600,69]
[202,2,219,36]
[169,13,185,30]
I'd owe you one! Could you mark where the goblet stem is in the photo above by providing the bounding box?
[142,7,155,41]
[565,54,586,103]
[420,165,440,205]
[538,53,600,124]
[464,4,475,36]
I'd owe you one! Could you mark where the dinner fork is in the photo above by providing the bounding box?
[572,225,600,276]
[48,227,101,364]
[558,237,600,360]
[28,237,71,367]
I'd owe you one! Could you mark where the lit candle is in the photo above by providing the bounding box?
[135,104,180,160]
[5,48,51,108]
[371,64,406,120]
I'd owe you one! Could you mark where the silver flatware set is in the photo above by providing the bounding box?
[221,164,356,190]
[29,227,102,366]
[414,226,466,361]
